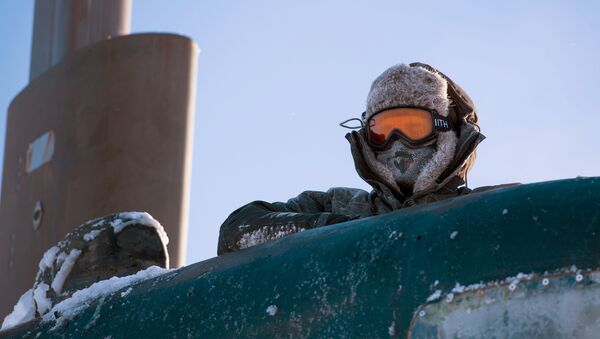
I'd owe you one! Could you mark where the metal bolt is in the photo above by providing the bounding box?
[542,278,549,286]
[33,201,44,230]
[509,283,517,291]
[419,310,426,317]
[576,274,583,282]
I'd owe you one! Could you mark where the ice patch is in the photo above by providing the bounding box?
[33,283,52,315]
[51,249,81,294]
[452,281,486,294]
[109,219,123,227]
[431,272,550,306]
[83,229,102,242]
[266,305,278,316]
[388,321,396,336]
[120,287,133,298]
[1,290,35,331]
[56,252,67,265]
[505,272,534,285]
[388,231,403,240]
[109,212,168,246]
[426,289,442,302]
[38,246,59,272]
[238,225,305,250]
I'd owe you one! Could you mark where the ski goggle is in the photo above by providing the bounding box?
[340,106,454,149]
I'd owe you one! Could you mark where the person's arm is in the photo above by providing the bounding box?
[217,191,352,255]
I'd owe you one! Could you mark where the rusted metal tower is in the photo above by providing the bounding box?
[0,0,198,317]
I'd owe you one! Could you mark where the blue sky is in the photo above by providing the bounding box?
[1,1,599,264]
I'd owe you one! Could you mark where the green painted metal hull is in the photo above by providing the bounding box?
[4,177,600,338]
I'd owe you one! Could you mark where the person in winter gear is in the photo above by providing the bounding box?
[217,62,507,255]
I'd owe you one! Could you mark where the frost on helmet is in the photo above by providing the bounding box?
[1,212,169,332]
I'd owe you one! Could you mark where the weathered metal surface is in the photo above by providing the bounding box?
[2,177,599,338]
[29,0,132,81]
[0,33,198,318]
[409,269,600,338]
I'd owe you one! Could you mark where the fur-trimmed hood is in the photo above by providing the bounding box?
[346,63,485,208]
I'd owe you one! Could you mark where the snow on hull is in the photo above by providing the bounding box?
[0,290,35,331]
[51,249,82,294]
[1,266,171,332]
[1,211,170,332]
[43,266,171,330]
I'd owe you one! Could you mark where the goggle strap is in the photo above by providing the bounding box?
[339,117,364,130]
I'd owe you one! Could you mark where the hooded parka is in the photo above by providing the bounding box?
[217,63,511,255]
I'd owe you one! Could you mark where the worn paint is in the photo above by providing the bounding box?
[409,269,600,338]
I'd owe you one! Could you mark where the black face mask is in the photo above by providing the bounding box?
[372,138,437,194]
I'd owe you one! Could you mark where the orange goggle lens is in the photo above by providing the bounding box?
[367,108,434,145]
